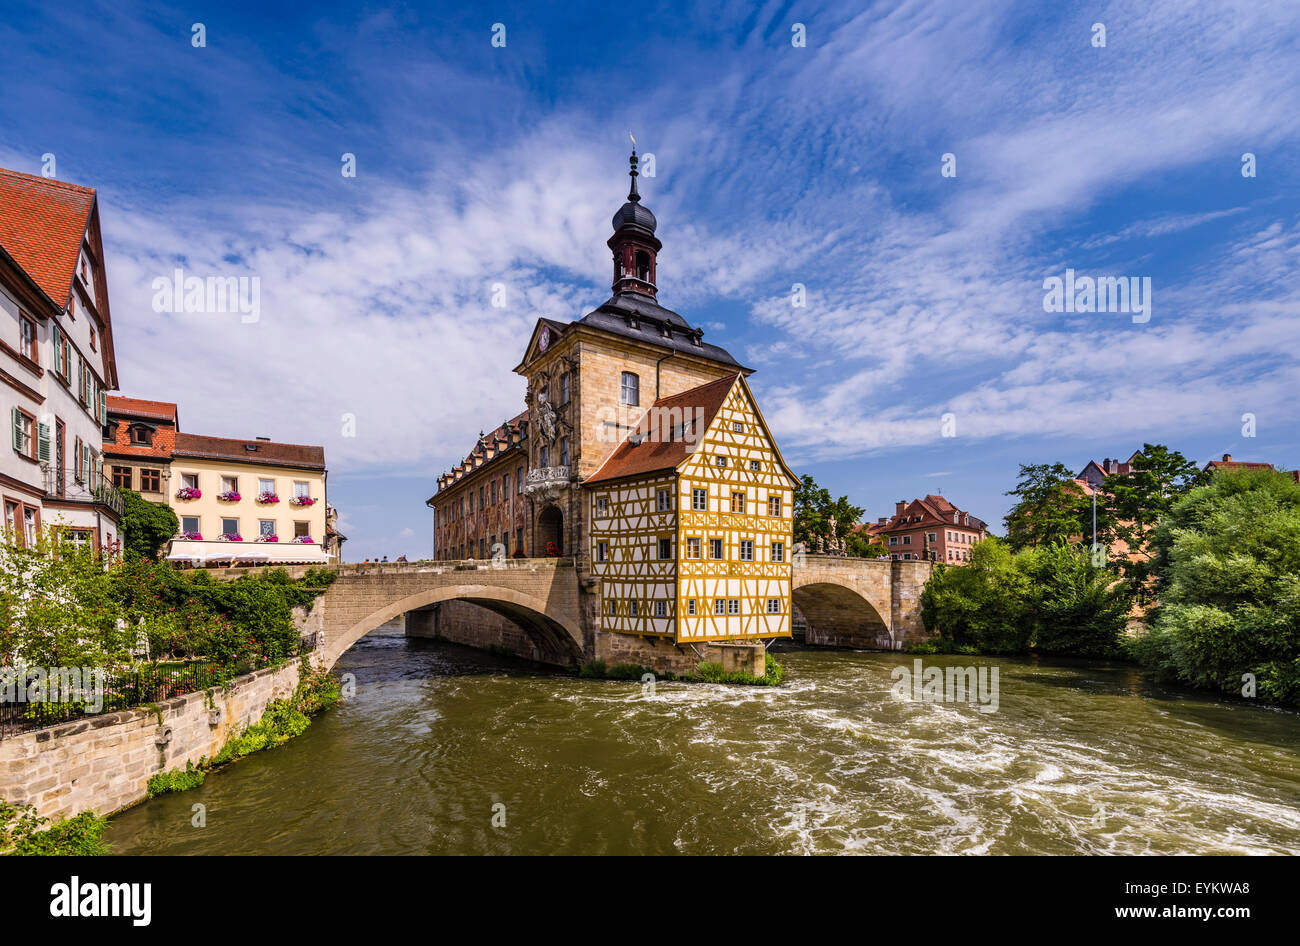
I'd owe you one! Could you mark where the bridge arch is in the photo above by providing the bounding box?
[321,581,584,670]
[792,581,894,650]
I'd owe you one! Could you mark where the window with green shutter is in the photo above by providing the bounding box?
[11,407,22,452]
[99,390,107,426]
[36,422,50,462]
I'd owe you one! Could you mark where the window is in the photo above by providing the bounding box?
[654,600,666,617]
[687,599,697,616]
[714,599,726,615]
[517,467,524,493]
[112,465,132,489]
[608,599,617,617]
[516,528,524,552]
[903,535,912,545]
[727,599,740,615]
[503,473,510,496]
[656,489,671,512]
[490,481,497,504]
[739,539,754,561]
[709,538,723,560]
[771,541,785,562]
[539,445,549,467]
[221,475,238,493]
[658,537,672,560]
[620,372,639,406]
[19,315,37,362]
[295,521,310,538]
[596,496,608,516]
[479,486,485,508]
[221,517,239,536]
[259,519,275,537]
[140,467,160,492]
[89,327,96,351]
[596,541,609,563]
[715,456,727,467]
[294,480,309,499]
[11,409,36,460]
[767,599,781,614]
[129,425,154,445]
[927,532,937,542]
[560,372,570,405]
[750,460,761,471]
[732,420,743,433]
[181,516,199,534]
[685,536,701,559]
[889,536,897,545]
[478,537,486,558]
[4,499,40,548]
[560,436,569,467]
[259,478,275,496]
[629,600,638,617]
[731,492,745,513]
[692,488,707,510]
[182,472,198,490]
[768,496,782,517]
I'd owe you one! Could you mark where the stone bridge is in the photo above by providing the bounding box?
[792,556,932,651]
[276,554,933,671]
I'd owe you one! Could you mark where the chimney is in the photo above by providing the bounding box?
[877,517,887,525]
[895,501,905,516]
[1222,453,1232,462]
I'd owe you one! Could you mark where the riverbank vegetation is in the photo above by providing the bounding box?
[578,652,785,686]
[0,801,109,856]
[927,461,1300,706]
[0,527,334,678]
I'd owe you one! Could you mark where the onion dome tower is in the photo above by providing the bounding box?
[608,147,662,299]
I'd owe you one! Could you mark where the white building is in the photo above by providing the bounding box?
[0,167,122,550]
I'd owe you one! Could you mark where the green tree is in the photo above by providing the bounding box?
[1134,468,1300,705]
[1017,542,1131,657]
[920,538,1031,653]
[1097,444,1200,594]
[1004,463,1091,550]
[792,474,882,555]
[119,489,178,560]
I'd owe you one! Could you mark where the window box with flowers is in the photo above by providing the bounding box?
[257,492,280,504]
[176,531,203,541]
[176,487,202,501]
[217,533,243,542]
[255,534,280,543]
[291,535,314,544]
[217,491,241,502]
[289,496,316,507]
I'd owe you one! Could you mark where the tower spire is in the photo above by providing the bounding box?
[609,138,661,298]
[627,136,640,202]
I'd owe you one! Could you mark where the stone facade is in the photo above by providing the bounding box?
[792,555,932,650]
[0,660,302,822]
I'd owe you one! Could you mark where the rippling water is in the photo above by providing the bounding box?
[106,627,1300,855]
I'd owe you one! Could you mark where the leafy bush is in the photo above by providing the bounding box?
[1135,469,1300,704]
[120,489,179,560]
[920,538,1129,657]
[691,652,783,686]
[147,761,205,797]
[0,801,109,856]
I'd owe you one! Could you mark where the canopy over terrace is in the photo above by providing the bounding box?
[166,538,329,567]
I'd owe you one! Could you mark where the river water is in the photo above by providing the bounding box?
[106,627,1300,855]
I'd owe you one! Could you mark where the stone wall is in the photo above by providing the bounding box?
[793,556,933,650]
[0,660,302,822]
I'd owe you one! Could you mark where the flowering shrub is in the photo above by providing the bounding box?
[257,492,280,504]
[177,531,203,541]
[291,535,314,544]
[255,534,280,543]
[218,532,243,542]
[217,491,241,502]
[289,496,316,507]
[176,487,201,500]
[545,541,560,557]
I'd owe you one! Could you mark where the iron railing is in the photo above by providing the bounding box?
[40,465,126,516]
[0,636,319,740]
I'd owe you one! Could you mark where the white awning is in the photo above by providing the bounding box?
[166,539,329,566]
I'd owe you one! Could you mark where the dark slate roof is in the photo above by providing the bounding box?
[577,292,747,370]
[612,199,657,234]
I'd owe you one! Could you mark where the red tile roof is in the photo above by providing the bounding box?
[585,374,738,485]
[172,432,326,471]
[0,168,95,308]
[1202,454,1275,474]
[106,395,178,423]
[866,494,987,535]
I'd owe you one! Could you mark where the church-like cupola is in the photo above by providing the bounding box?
[608,147,662,299]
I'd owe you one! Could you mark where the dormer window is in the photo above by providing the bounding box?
[128,424,155,446]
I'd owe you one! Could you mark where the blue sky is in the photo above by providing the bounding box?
[3,0,1299,559]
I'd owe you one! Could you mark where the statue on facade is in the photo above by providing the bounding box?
[538,395,557,443]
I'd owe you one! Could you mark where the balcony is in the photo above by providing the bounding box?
[524,466,571,503]
[42,466,126,517]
